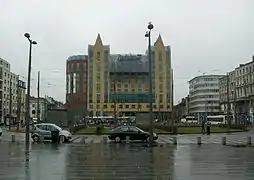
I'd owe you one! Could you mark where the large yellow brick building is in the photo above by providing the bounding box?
[87,34,173,119]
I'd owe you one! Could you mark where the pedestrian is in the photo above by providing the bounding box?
[206,122,211,135]
[201,120,205,133]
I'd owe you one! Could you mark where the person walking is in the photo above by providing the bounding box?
[201,120,205,134]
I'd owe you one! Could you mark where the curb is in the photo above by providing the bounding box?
[74,130,247,135]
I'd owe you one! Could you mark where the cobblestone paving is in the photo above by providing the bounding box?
[0,142,254,179]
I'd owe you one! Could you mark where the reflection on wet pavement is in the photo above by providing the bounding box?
[0,142,254,180]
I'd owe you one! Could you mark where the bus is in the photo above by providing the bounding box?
[181,116,198,124]
[206,115,233,125]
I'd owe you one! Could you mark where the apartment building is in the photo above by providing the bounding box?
[0,58,19,125]
[219,56,254,123]
[29,96,48,122]
[87,34,173,119]
[17,80,26,125]
[189,75,224,122]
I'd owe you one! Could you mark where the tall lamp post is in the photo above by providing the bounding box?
[24,33,37,144]
[145,22,154,145]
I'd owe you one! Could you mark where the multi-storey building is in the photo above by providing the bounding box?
[174,96,190,121]
[29,96,48,122]
[66,55,88,125]
[0,58,19,125]
[87,34,173,119]
[219,56,254,123]
[189,75,224,122]
[17,80,26,125]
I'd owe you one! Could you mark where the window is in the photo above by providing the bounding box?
[96,94,100,102]
[159,94,163,103]
[129,127,139,133]
[104,104,107,109]
[119,105,123,108]
[46,125,58,131]
[131,105,135,108]
[96,73,100,80]
[97,52,100,58]
[96,83,100,93]
[125,105,129,108]
[120,127,128,132]
[111,105,115,108]
[36,125,46,130]
[96,64,101,72]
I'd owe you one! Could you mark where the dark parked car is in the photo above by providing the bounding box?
[108,126,158,143]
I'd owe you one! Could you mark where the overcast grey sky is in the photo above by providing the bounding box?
[1,0,254,103]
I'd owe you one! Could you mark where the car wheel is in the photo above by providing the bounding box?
[115,136,121,143]
[32,135,40,142]
[59,135,65,143]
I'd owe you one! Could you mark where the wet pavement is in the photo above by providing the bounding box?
[1,128,254,145]
[0,141,254,180]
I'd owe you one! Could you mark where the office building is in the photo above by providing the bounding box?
[87,34,173,119]
[0,58,19,125]
[189,74,224,122]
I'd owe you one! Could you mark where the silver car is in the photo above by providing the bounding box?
[31,123,72,143]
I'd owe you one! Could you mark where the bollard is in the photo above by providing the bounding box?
[197,137,201,145]
[173,136,177,145]
[102,136,107,144]
[40,135,44,143]
[11,134,15,142]
[126,136,130,143]
[81,136,86,144]
[247,136,252,145]
[222,137,226,145]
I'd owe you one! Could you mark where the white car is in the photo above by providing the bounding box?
[31,123,72,143]
[0,127,2,136]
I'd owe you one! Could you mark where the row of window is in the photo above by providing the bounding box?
[67,62,87,73]
[190,95,219,100]
[89,104,170,109]
[191,77,220,84]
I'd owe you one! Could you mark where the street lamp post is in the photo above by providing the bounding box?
[24,33,37,144]
[145,22,154,145]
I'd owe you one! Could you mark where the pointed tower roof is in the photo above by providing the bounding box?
[155,34,164,46]
[94,33,103,46]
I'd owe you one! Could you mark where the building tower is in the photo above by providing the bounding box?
[87,34,110,117]
[66,55,88,125]
[150,35,173,119]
